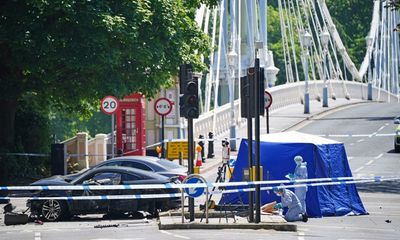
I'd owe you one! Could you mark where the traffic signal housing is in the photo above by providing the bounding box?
[179,64,199,119]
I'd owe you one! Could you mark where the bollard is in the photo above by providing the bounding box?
[207,132,214,158]
[198,135,206,162]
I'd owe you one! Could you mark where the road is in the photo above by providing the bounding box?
[1,102,399,240]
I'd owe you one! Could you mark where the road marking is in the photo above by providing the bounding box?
[298,231,305,240]
[316,133,395,138]
[374,153,383,159]
[354,166,364,173]
[378,126,386,132]
[357,139,365,143]
[160,230,172,235]
[34,232,41,240]
[161,230,190,240]
[173,235,190,240]
[365,160,374,166]
[348,157,354,160]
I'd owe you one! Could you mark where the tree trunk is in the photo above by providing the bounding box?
[0,98,17,151]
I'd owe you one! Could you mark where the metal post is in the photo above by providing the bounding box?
[266,109,270,134]
[322,46,328,107]
[207,132,215,158]
[161,115,165,158]
[229,66,237,151]
[304,49,310,114]
[228,51,237,151]
[188,118,195,222]
[111,114,115,158]
[181,188,185,223]
[254,57,261,224]
[205,187,209,224]
[247,76,254,223]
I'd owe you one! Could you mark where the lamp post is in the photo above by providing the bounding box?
[366,35,374,100]
[320,29,330,107]
[302,30,313,114]
[228,50,238,151]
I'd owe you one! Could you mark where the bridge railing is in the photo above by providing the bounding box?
[193,80,399,138]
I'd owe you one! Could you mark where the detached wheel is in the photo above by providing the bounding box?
[41,199,68,222]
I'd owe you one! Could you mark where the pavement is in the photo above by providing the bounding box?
[161,98,367,231]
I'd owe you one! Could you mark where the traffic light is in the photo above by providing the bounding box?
[179,64,199,119]
[240,67,265,118]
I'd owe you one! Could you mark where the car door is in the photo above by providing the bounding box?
[72,172,121,214]
[108,172,143,213]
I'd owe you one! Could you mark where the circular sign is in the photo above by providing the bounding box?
[264,91,273,109]
[183,175,206,198]
[100,96,119,115]
[154,97,173,116]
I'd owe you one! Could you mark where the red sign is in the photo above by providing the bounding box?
[154,97,173,116]
[264,91,273,109]
[100,96,119,115]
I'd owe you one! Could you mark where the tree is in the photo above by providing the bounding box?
[0,0,212,151]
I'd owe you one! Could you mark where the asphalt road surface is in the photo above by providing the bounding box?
[1,102,399,240]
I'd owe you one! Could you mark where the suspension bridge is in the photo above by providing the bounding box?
[188,0,400,144]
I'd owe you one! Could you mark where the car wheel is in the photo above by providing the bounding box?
[395,145,400,153]
[41,200,68,222]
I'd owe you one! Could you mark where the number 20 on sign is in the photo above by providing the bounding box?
[100,96,119,115]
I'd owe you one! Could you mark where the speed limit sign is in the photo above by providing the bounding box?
[264,91,273,109]
[100,96,119,115]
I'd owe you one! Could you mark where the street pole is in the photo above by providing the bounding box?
[320,30,330,108]
[247,69,254,223]
[111,114,115,158]
[254,57,261,224]
[303,31,312,114]
[161,115,165,158]
[266,108,270,134]
[228,52,237,151]
[188,118,195,222]
[366,36,373,101]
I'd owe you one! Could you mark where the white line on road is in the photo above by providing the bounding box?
[173,235,190,240]
[365,160,374,166]
[357,139,365,143]
[378,126,386,132]
[374,153,384,159]
[160,230,172,235]
[354,166,364,173]
[161,230,190,240]
[34,232,41,240]
[298,231,305,240]
[348,157,354,160]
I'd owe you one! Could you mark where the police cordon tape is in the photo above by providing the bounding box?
[0,177,399,201]
[0,176,399,201]
[0,175,399,191]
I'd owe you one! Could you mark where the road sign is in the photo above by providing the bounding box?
[166,141,188,159]
[183,175,206,198]
[154,97,173,116]
[264,91,273,109]
[100,96,119,115]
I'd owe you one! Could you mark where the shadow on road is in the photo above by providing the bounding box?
[356,180,400,194]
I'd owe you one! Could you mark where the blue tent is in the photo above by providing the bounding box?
[219,131,367,217]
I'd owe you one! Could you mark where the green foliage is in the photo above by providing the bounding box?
[325,0,374,66]
[0,0,213,181]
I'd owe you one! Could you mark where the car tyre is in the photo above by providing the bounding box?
[395,145,400,153]
[41,200,68,222]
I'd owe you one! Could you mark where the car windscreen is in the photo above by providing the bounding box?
[157,159,184,170]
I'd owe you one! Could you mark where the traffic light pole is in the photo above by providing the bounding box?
[188,117,195,222]
[254,57,261,224]
[247,92,254,223]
